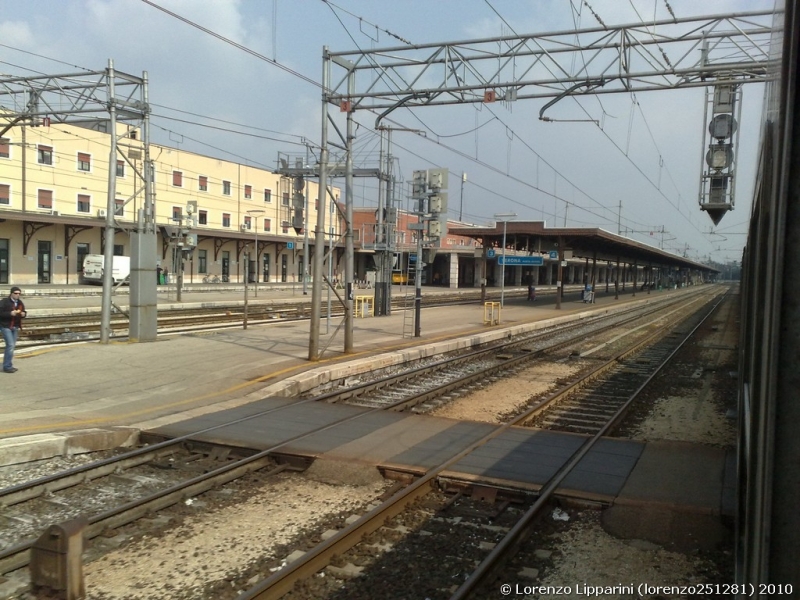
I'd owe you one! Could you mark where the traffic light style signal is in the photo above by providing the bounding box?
[292,176,304,235]
[699,84,738,225]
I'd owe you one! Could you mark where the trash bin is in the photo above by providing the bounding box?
[30,516,88,600]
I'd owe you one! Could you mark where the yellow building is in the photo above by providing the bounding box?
[0,121,341,285]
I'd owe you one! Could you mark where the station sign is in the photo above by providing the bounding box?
[498,256,544,266]
[487,249,496,258]
[287,242,294,250]
[549,250,559,259]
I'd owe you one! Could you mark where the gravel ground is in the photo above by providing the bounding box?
[84,471,389,600]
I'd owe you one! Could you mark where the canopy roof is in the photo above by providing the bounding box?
[449,221,716,272]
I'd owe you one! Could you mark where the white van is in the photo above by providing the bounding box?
[81,254,131,284]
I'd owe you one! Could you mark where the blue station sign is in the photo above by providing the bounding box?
[498,255,544,266]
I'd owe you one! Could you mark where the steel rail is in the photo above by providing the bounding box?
[19,288,546,344]
[0,288,717,582]
[0,462,292,575]
[2,289,608,509]
[449,291,728,599]
[237,289,725,599]
[322,290,712,411]
[2,287,702,517]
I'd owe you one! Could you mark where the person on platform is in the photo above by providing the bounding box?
[528,283,536,301]
[0,286,27,373]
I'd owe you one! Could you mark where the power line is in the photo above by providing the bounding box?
[150,113,308,149]
[140,0,321,89]
[319,0,413,46]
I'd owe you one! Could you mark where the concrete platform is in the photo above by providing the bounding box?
[0,284,690,467]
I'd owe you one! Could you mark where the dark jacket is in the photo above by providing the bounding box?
[0,296,26,329]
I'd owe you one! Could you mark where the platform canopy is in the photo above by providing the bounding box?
[449,221,716,273]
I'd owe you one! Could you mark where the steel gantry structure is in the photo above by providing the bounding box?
[309,9,774,360]
[0,60,156,343]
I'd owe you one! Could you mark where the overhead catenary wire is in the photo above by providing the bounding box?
[140,0,321,89]
[2,2,727,258]
[484,0,708,245]
[327,0,651,233]
[138,0,702,249]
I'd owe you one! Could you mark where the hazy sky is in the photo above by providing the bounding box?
[0,0,775,263]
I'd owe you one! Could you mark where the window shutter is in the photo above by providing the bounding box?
[38,189,53,209]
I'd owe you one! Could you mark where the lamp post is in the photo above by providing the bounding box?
[247,209,265,297]
[494,212,516,307]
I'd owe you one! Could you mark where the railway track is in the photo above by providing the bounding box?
[525,297,719,435]
[0,287,724,597]
[19,289,534,344]
[236,288,726,599]
[311,288,713,415]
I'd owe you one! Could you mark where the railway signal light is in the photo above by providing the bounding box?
[292,175,304,235]
[699,84,740,225]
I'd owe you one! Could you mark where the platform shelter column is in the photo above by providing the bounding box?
[449,253,459,288]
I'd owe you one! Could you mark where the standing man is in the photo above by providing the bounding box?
[0,286,27,373]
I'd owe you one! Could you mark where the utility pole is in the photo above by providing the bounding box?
[459,172,466,221]
[494,213,517,307]
[247,209,265,297]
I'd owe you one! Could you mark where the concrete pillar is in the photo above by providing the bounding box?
[449,253,458,288]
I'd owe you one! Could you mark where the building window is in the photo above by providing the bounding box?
[38,145,53,165]
[115,198,124,216]
[0,138,10,159]
[172,170,183,187]
[198,249,208,274]
[198,210,208,225]
[282,220,290,234]
[263,218,271,232]
[172,206,182,220]
[282,191,289,206]
[77,194,90,213]
[264,189,272,203]
[77,152,91,172]
[0,183,9,205]
[222,213,231,227]
[116,160,125,177]
[244,185,252,199]
[223,180,231,195]
[314,199,319,211]
[114,244,124,256]
[244,216,252,230]
[199,175,208,191]
[38,189,53,209]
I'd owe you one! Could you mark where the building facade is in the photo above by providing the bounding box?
[0,121,341,285]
